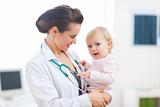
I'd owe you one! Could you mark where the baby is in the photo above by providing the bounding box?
[78,26,118,104]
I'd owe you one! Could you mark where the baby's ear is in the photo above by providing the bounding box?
[107,40,112,49]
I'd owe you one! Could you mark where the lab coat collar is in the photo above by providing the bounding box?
[41,40,83,89]
[41,40,77,66]
[41,40,57,61]
[41,40,82,73]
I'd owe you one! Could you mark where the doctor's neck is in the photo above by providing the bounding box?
[45,37,64,55]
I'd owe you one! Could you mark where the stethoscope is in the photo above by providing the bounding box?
[49,59,85,93]
[41,44,85,94]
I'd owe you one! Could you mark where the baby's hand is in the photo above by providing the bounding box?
[80,60,90,70]
[77,71,90,79]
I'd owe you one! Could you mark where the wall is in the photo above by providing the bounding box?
[114,0,160,107]
[0,0,114,68]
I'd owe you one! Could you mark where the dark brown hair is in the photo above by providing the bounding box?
[36,5,84,33]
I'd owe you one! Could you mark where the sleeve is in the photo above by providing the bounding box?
[25,60,92,107]
[89,59,118,86]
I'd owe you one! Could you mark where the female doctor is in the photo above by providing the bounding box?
[25,5,110,107]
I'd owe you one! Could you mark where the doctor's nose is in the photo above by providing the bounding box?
[72,38,76,44]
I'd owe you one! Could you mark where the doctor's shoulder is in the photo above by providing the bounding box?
[25,51,48,74]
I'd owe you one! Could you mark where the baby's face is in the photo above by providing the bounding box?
[86,34,111,59]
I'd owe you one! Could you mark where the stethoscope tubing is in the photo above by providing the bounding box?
[49,59,85,94]
[41,44,85,94]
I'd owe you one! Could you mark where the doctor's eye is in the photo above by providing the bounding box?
[70,34,77,39]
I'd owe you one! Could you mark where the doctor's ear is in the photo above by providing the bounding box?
[49,26,59,34]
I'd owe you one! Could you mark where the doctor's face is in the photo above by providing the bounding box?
[55,23,81,51]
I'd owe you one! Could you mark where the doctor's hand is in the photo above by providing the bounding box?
[77,71,90,79]
[88,89,108,107]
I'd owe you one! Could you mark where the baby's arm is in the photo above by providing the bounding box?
[90,60,118,85]
[77,60,90,79]
[77,71,90,79]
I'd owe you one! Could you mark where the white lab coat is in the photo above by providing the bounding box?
[25,42,92,107]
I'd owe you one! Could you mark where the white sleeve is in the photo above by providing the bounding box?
[90,71,113,85]
[89,60,118,86]
[25,60,91,107]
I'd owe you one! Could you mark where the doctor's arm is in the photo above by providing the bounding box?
[25,62,91,107]
[25,61,107,107]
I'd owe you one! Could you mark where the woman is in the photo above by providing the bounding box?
[25,5,110,107]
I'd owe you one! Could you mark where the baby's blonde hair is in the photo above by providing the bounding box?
[86,26,113,53]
